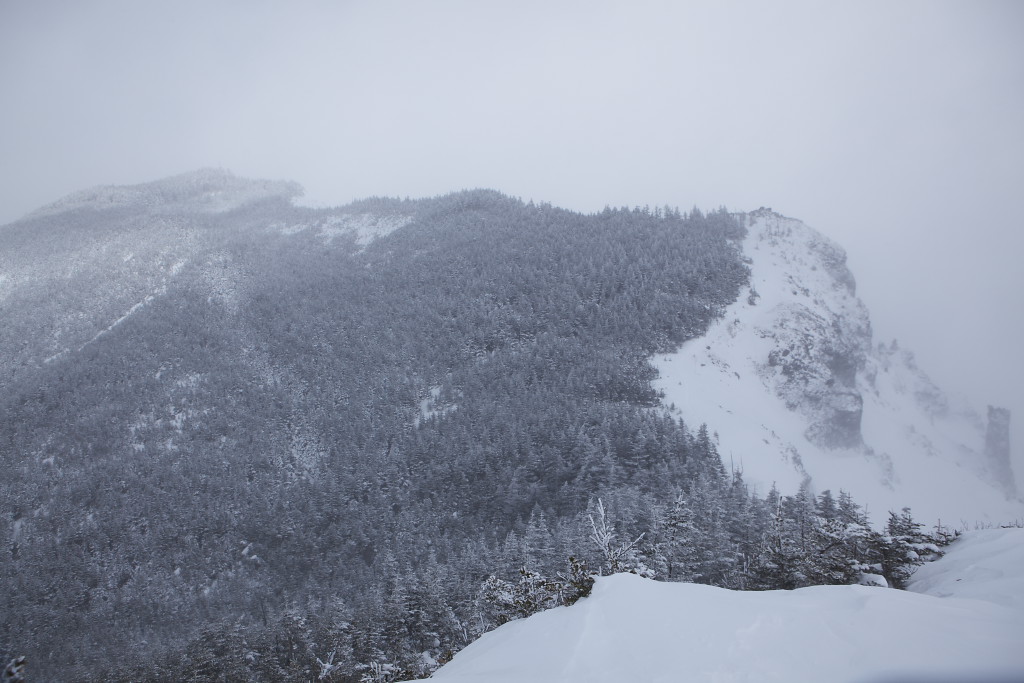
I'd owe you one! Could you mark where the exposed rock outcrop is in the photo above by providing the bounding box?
[749,211,871,450]
[653,209,1024,525]
[985,406,1015,498]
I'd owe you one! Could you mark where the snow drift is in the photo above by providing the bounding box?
[907,526,1024,611]
[428,529,1024,683]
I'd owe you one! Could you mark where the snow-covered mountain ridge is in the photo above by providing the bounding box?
[29,168,302,218]
[654,209,1022,526]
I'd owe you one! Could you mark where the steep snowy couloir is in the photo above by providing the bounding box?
[653,209,1022,526]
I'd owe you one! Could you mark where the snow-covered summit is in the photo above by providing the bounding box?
[653,210,1022,526]
[29,168,302,218]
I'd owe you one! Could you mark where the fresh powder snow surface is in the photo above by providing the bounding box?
[652,210,1024,527]
[428,531,1024,683]
[907,527,1024,611]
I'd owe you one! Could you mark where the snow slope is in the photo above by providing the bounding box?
[274,212,413,248]
[908,527,1024,611]
[428,530,1024,683]
[653,209,1023,527]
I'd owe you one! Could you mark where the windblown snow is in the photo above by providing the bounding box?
[276,213,413,249]
[428,529,1024,683]
[653,209,1023,527]
[907,526,1024,611]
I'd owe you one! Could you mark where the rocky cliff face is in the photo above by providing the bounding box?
[985,406,1015,498]
[653,210,1023,525]
[751,210,872,450]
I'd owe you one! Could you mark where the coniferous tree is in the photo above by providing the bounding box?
[879,507,942,589]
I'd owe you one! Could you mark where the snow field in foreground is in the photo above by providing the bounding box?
[428,529,1024,683]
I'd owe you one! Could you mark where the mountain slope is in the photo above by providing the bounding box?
[0,173,749,679]
[2,173,1018,680]
[653,209,1023,526]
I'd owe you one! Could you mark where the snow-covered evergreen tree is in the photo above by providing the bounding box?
[879,507,943,588]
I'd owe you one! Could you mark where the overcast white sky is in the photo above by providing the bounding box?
[2,1,1022,476]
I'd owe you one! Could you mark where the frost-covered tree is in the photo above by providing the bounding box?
[478,568,564,626]
[2,657,25,683]
[588,499,652,577]
[656,492,703,582]
[878,507,943,589]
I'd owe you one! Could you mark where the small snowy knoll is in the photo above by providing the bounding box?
[909,527,1024,611]
[653,209,1023,526]
[429,541,1024,682]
